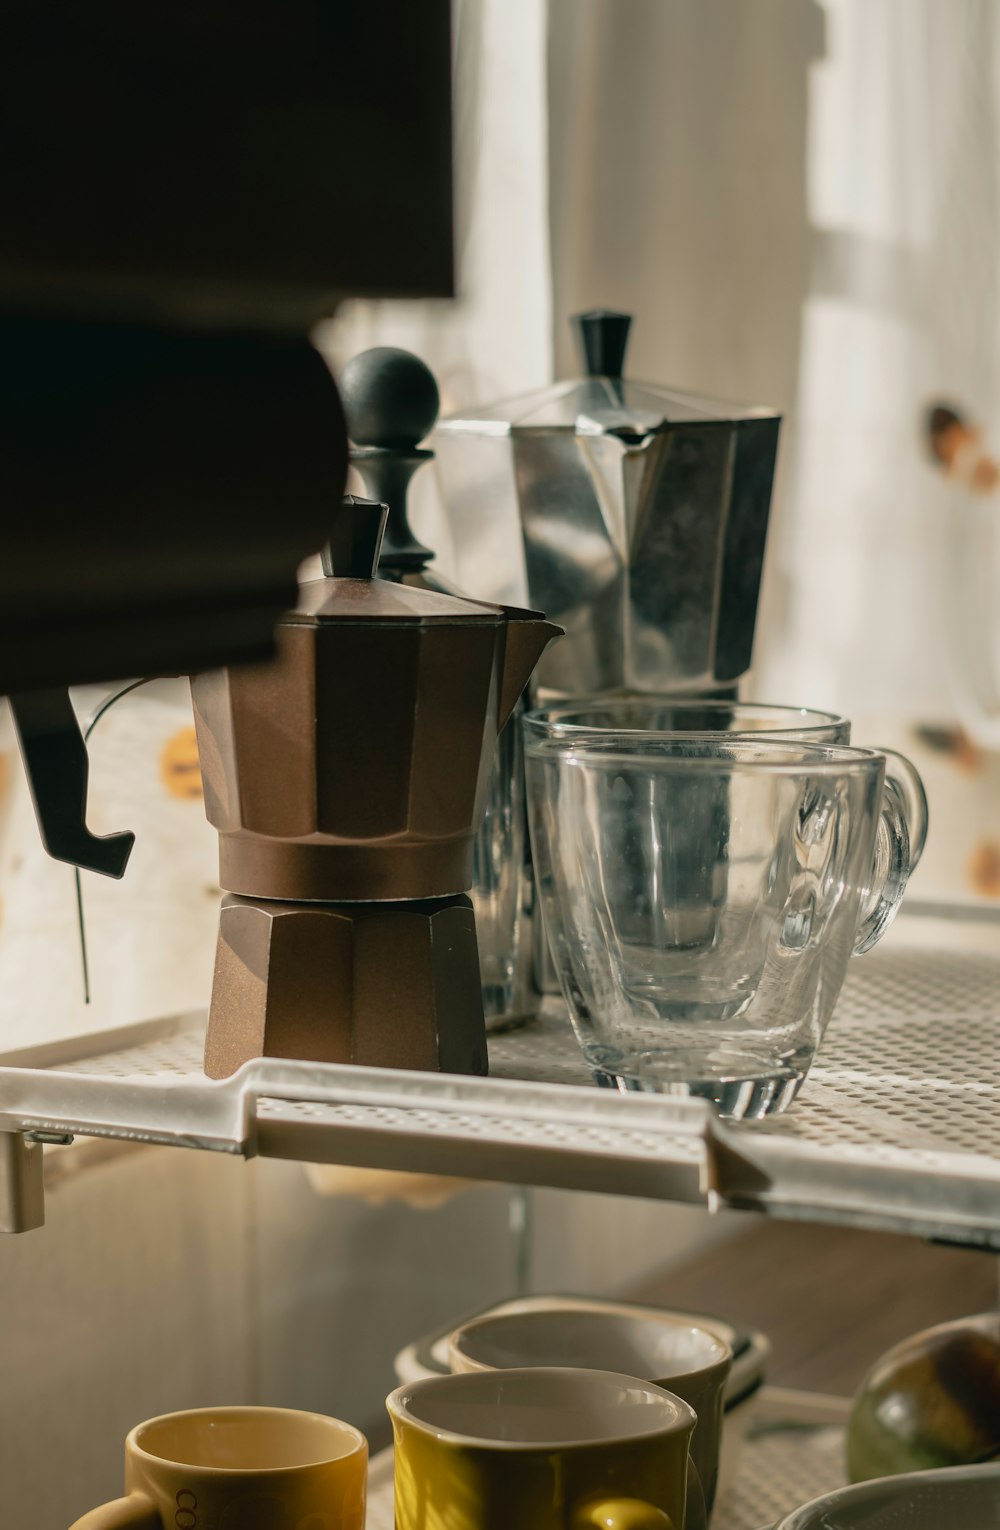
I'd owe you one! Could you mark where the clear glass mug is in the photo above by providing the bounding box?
[524,734,926,1119]
[527,701,927,998]
[531,699,852,745]
[528,702,852,998]
[472,695,532,1027]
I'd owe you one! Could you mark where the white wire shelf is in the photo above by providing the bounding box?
[0,912,999,1242]
[366,1387,851,1530]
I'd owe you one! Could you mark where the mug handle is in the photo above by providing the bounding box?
[683,1457,708,1530]
[571,1456,707,1530]
[69,1495,161,1530]
[571,1498,676,1530]
[875,747,929,869]
[853,752,925,956]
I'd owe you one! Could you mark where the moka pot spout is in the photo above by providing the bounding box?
[496,610,563,731]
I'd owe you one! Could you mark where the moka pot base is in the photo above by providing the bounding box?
[204,892,487,1081]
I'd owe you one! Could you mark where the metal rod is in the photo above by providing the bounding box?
[71,678,153,1004]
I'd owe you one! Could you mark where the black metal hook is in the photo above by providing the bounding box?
[9,687,135,880]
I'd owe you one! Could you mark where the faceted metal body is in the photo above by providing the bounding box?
[194,620,498,902]
[435,378,781,698]
[191,585,559,903]
[204,894,486,1080]
[192,526,559,1077]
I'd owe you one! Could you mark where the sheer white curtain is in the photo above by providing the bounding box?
[546,0,1000,725]
[323,0,1000,905]
[764,0,1000,725]
[328,0,1000,732]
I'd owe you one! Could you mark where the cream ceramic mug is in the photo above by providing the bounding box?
[447,1307,732,1516]
[388,1366,705,1530]
[68,1406,368,1530]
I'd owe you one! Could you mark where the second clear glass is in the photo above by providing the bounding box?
[524,731,923,1119]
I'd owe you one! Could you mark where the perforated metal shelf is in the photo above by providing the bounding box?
[366,1388,851,1530]
[0,912,998,1242]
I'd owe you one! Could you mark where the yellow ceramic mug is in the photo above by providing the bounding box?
[388,1367,704,1530]
[69,1405,368,1530]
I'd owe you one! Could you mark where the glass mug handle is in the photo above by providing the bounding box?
[854,751,926,956]
[69,1495,160,1529]
[875,746,929,868]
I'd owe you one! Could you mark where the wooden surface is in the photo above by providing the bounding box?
[631,1218,999,1396]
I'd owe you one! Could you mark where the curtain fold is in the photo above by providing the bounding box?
[765,0,1000,721]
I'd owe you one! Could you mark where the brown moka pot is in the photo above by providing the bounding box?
[192,496,560,1079]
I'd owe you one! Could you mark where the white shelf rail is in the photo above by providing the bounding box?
[0,917,998,1242]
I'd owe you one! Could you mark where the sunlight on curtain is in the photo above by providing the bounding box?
[760,0,1000,724]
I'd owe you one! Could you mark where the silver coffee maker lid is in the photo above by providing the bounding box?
[434,311,781,699]
[441,311,775,437]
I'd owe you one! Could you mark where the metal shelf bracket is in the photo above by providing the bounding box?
[0,1133,45,1233]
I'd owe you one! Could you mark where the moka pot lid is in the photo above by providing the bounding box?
[286,495,509,626]
[435,310,779,440]
[289,577,507,626]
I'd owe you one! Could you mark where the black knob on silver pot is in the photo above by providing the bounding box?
[574,309,632,378]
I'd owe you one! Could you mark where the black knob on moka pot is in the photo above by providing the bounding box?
[340,347,440,577]
[573,309,633,377]
[320,495,389,579]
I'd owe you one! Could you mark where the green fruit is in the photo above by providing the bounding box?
[848,1313,1000,1482]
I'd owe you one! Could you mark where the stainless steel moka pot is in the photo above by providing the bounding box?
[434,310,781,700]
[435,310,783,1000]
